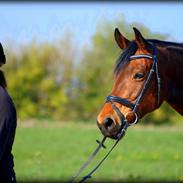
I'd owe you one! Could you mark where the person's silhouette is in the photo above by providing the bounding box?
[0,43,17,182]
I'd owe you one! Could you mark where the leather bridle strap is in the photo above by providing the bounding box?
[131,54,157,113]
[71,124,128,183]
[130,54,153,60]
[131,45,160,112]
[70,137,107,183]
[106,96,135,110]
[77,122,128,183]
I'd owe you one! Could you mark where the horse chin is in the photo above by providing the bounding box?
[106,129,122,140]
[101,131,119,140]
[109,135,119,140]
[99,129,119,140]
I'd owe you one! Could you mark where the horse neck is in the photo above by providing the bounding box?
[159,45,183,114]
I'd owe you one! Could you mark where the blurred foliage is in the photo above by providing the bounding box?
[5,32,76,120]
[3,15,183,124]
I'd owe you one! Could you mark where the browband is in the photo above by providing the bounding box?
[130,54,153,60]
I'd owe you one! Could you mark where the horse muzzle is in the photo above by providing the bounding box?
[97,110,138,139]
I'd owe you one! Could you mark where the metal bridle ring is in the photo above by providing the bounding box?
[124,111,138,125]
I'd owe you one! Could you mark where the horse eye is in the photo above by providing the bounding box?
[134,73,145,79]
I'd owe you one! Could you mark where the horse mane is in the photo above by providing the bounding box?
[114,39,183,75]
[147,39,183,47]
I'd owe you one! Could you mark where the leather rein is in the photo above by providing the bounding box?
[71,43,161,183]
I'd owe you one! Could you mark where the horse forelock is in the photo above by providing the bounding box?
[114,41,137,76]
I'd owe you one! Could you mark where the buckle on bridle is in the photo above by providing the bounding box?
[124,111,138,125]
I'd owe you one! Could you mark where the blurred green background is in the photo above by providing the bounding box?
[3,9,183,124]
[1,2,183,182]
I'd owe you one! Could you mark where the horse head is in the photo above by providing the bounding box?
[97,27,163,139]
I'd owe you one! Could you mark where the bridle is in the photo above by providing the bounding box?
[71,43,161,183]
[106,43,161,138]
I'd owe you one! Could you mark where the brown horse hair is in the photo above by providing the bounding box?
[115,39,183,76]
[0,70,7,89]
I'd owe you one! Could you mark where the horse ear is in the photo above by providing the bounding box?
[0,43,6,65]
[114,28,130,49]
[133,27,148,50]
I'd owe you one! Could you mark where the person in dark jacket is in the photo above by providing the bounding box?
[0,43,17,182]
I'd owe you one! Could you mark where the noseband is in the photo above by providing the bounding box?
[106,44,161,138]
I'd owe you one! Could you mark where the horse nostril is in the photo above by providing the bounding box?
[104,118,114,128]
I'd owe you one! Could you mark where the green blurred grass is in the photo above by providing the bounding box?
[13,121,183,182]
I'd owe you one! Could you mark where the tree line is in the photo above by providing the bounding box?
[3,16,182,124]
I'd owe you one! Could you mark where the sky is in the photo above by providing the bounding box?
[1,2,183,49]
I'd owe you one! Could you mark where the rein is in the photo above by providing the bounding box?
[71,43,160,183]
[70,123,128,183]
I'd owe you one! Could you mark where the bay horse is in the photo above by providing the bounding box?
[97,27,183,139]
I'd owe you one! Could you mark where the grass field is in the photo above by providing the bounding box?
[13,121,183,182]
